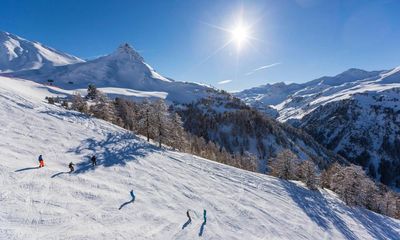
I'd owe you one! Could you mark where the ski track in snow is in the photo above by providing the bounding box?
[0,76,399,240]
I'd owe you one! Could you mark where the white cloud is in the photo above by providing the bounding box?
[245,62,281,76]
[217,79,232,84]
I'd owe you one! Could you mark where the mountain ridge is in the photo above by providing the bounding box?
[0,31,84,73]
[235,66,400,187]
[3,40,217,104]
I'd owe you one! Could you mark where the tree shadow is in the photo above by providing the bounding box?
[198,221,206,237]
[51,171,69,178]
[67,132,158,174]
[349,207,400,240]
[119,191,136,210]
[15,167,40,172]
[281,181,358,240]
[40,109,90,121]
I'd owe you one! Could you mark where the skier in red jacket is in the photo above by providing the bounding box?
[38,155,45,168]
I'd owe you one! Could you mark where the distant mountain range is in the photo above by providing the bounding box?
[235,67,400,187]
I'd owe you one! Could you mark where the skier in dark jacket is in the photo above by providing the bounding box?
[91,155,97,166]
[203,209,207,224]
[38,155,45,168]
[68,162,75,173]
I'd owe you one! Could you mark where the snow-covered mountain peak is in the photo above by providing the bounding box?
[309,68,384,86]
[0,30,84,73]
[0,30,24,42]
[110,42,144,62]
[341,68,370,76]
[0,30,18,40]
[4,36,217,104]
[271,81,288,87]
[335,67,382,80]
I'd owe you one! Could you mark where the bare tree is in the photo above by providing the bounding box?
[168,112,188,150]
[320,163,341,189]
[90,92,114,121]
[71,93,88,114]
[299,160,318,190]
[269,150,299,180]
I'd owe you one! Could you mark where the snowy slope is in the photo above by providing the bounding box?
[1,76,399,239]
[5,43,217,104]
[236,67,400,187]
[0,31,83,73]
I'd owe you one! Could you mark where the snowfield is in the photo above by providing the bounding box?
[0,76,399,240]
[0,31,84,73]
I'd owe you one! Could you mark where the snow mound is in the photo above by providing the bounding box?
[1,76,399,239]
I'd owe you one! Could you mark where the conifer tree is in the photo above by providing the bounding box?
[87,83,98,100]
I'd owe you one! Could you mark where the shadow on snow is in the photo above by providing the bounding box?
[119,190,136,210]
[15,167,40,172]
[281,181,399,240]
[68,132,158,174]
[51,171,69,178]
[182,219,191,230]
[199,221,206,237]
[40,109,90,121]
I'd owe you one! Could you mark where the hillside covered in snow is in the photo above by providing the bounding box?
[1,76,400,240]
[0,31,83,73]
[176,95,345,173]
[236,67,400,187]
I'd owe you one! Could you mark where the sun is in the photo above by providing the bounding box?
[230,23,250,50]
[232,25,248,44]
[199,9,260,55]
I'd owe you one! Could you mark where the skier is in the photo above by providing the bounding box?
[38,155,45,168]
[203,209,207,224]
[186,210,192,222]
[68,162,75,173]
[91,155,97,166]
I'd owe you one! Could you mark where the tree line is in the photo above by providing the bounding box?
[269,150,400,219]
[46,84,257,172]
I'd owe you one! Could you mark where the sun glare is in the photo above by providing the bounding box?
[231,25,249,47]
[200,9,259,56]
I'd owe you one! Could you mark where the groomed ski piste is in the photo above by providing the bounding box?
[0,76,399,240]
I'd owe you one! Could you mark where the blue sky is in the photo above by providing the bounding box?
[1,0,400,91]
